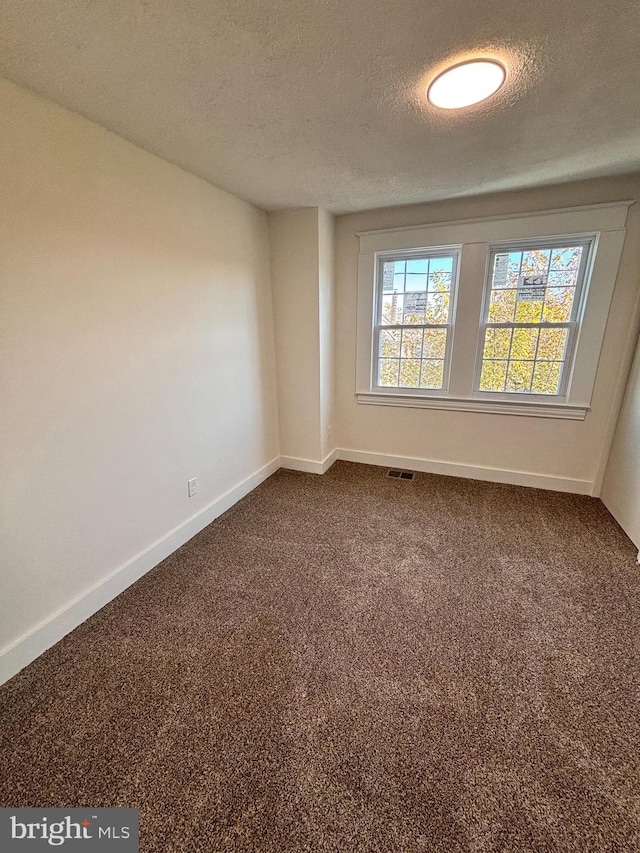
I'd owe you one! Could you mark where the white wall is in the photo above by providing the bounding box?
[601,331,640,548]
[335,176,640,494]
[269,209,322,463]
[318,208,336,461]
[269,207,336,469]
[0,79,280,679]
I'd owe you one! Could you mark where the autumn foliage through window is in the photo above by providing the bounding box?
[477,242,590,396]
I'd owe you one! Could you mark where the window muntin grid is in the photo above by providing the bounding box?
[374,251,459,391]
[477,240,592,396]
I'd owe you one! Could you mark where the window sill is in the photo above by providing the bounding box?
[356,392,589,420]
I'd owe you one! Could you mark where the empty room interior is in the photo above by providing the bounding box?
[2,1,640,850]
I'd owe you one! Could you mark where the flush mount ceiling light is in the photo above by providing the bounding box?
[428,59,506,109]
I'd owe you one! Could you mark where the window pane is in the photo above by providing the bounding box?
[483,328,512,359]
[514,296,543,323]
[382,262,395,293]
[379,329,401,358]
[399,359,421,387]
[551,246,583,270]
[506,360,534,392]
[479,359,508,391]
[537,328,568,361]
[492,252,513,288]
[381,294,403,325]
[428,271,451,292]
[378,358,399,386]
[511,328,539,360]
[403,292,427,324]
[430,256,453,275]
[522,249,550,275]
[425,292,450,324]
[406,259,428,291]
[393,272,405,293]
[401,328,423,358]
[548,269,579,288]
[543,288,575,322]
[532,361,563,395]
[423,328,447,359]
[406,258,428,273]
[506,253,523,286]
[488,290,516,322]
[419,359,445,389]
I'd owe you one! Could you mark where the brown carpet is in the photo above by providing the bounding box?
[1,461,639,852]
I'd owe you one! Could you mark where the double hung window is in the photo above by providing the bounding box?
[375,250,459,393]
[477,239,592,397]
[356,202,629,419]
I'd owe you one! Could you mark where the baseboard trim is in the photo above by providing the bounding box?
[337,449,594,495]
[280,449,338,475]
[0,456,280,686]
[0,447,592,685]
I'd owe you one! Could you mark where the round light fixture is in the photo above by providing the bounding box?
[428,60,506,109]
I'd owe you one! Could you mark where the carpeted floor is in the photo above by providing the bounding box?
[1,461,639,852]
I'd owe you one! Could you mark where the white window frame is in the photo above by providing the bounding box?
[355,202,630,420]
[372,246,461,396]
[472,235,596,403]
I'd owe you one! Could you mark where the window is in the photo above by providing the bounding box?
[355,202,630,419]
[374,249,459,393]
[476,238,593,397]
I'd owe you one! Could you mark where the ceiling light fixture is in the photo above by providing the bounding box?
[428,59,506,109]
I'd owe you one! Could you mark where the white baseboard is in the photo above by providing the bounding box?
[0,456,280,686]
[337,448,594,495]
[280,449,338,475]
[0,447,592,686]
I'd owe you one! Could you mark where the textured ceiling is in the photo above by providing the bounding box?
[1,0,639,213]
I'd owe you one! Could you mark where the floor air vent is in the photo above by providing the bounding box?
[387,469,415,481]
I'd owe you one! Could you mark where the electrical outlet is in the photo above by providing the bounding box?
[188,478,198,497]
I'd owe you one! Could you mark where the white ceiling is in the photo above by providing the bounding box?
[1,0,639,213]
